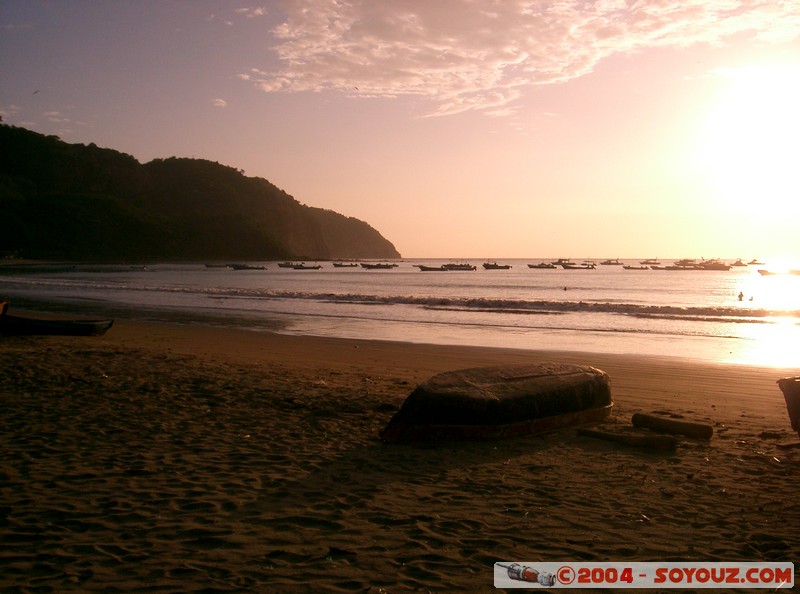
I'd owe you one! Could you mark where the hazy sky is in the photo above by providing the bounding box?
[2,1,799,259]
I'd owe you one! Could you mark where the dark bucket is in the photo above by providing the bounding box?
[777,376,800,437]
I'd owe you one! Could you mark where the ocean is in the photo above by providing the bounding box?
[2,258,799,368]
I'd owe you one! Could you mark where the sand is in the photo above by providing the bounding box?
[1,319,799,592]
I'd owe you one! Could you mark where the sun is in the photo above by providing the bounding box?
[695,63,800,216]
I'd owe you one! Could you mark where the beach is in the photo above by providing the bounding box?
[2,319,799,592]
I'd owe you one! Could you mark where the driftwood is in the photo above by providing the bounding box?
[631,413,713,439]
[577,428,677,452]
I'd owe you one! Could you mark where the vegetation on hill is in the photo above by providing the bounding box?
[0,125,401,261]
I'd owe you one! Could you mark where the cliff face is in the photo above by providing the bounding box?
[0,125,401,261]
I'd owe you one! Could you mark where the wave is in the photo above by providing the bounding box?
[7,277,799,324]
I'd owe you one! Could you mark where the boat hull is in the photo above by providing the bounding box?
[381,362,612,442]
[0,314,114,336]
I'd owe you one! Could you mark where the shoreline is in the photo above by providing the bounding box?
[2,318,799,591]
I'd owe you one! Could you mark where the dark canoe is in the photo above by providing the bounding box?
[380,362,612,442]
[0,314,114,337]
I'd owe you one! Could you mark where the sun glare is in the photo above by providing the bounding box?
[696,64,800,216]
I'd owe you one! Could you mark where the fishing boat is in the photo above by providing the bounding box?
[0,304,113,337]
[482,261,512,270]
[277,261,297,268]
[416,264,448,271]
[229,263,267,270]
[380,362,613,442]
[528,262,557,269]
[697,259,731,271]
[562,261,596,270]
[730,259,747,267]
[332,262,359,268]
[443,262,477,271]
[639,258,660,265]
[600,258,623,265]
[293,263,322,270]
[665,258,700,270]
[623,265,649,270]
[360,262,398,269]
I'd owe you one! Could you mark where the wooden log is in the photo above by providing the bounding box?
[577,428,677,452]
[631,413,713,439]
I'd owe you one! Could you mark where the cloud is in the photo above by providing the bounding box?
[243,0,800,116]
[235,7,268,18]
[212,98,228,108]
[43,111,70,123]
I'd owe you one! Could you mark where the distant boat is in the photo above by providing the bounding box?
[443,262,477,271]
[360,262,398,269]
[293,263,322,270]
[551,258,572,266]
[528,262,557,269]
[639,258,660,265]
[600,258,623,265]
[697,259,731,271]
[229,263,267,270]
[665,258,731,271]
[665,258,700,270]
[562,261,596,270]
[482,261,512,270]
[416,265,448,272]
[623,265,649,270]
[332,262,359,268]
[748,259,765,266]
[731,259,747,267]
[277,261,297,268]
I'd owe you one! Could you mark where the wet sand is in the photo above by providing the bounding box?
[1,319,799,592]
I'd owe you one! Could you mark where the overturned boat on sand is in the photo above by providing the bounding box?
[380,362,612,442]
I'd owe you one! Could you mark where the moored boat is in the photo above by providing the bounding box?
[332,262,359,268]
[528,262,557,269]
[229,263,267,270]
[443,262,476,271]
[360,262,398,269]
[600,258,623,265]
[293,263,322,270]
[623,265,649,270]
[416,264,448,271]
[482,261,512,270]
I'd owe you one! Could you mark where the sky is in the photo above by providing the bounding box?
[2,0,799,260]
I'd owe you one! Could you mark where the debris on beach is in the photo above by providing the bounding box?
[631,413,713,439]
[577,427,678,452]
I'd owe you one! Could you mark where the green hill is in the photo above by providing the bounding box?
[0,125,401,261]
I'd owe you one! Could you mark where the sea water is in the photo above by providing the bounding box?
[2,259,799,368]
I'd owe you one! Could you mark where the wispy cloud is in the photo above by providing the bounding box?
[212,98,228,108]
[43,111,70,123]
[242,0,800,116]
[235,7,268,19]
